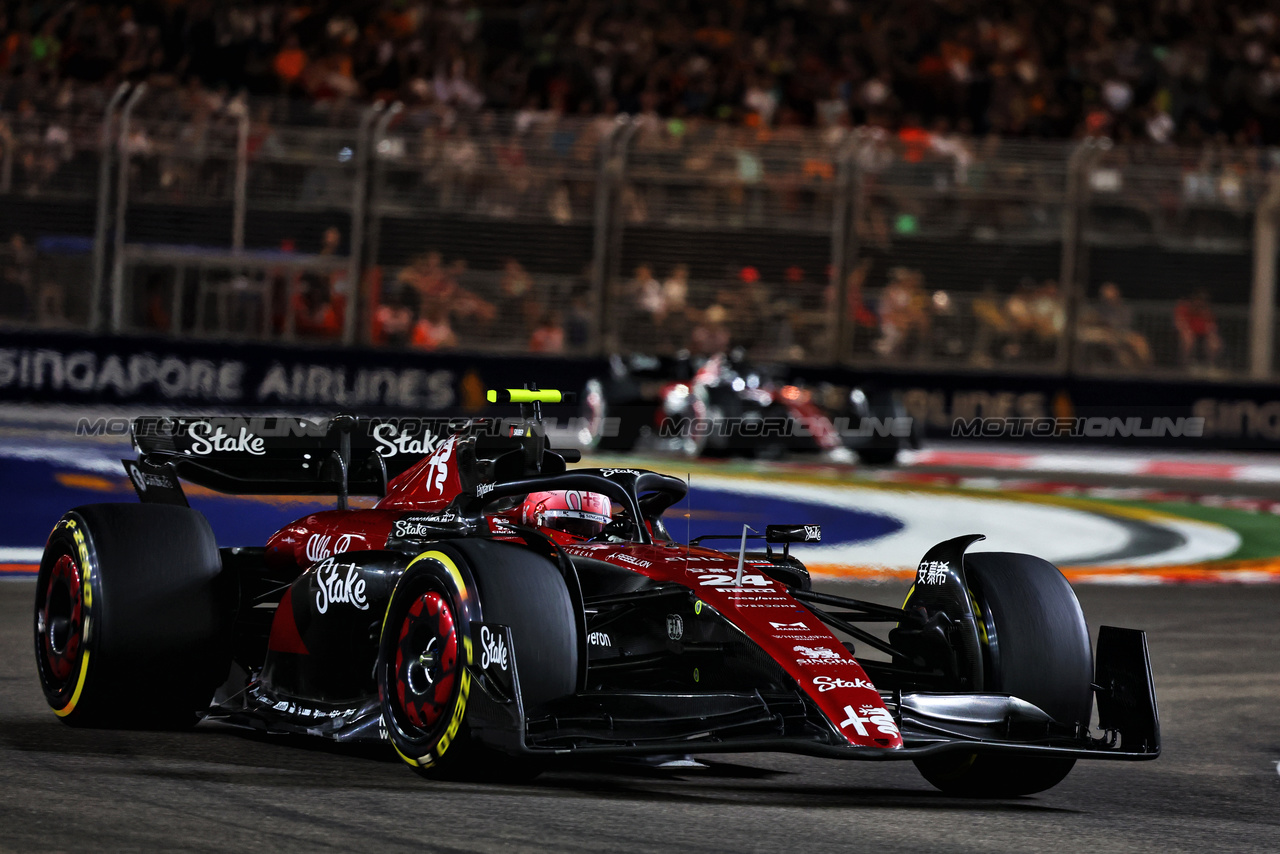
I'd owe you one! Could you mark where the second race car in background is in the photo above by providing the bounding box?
[582,352,919,464]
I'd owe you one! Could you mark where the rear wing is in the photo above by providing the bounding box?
[128,394,583,507]
[130,415,458,505]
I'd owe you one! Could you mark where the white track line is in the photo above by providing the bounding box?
[690,474,1239,570]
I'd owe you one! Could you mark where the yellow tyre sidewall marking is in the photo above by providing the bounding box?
[386,550,474,766]
[51,517,94,717]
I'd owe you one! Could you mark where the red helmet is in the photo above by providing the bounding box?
[520,490,611,539]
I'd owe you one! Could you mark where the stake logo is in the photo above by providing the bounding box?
[188,421,265,455]
[372,423,441,458]
[314,558,368,614]
[479,626,509,671]
[813,675,876,693]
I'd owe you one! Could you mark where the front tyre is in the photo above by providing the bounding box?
[912,552,1093,797]
[34,504,232,727]
[378,541,577,781]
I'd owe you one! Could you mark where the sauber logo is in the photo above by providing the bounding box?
[839,703,900,738]
[306,533,354,563]
[479,626,509,671]
[372,423,441,458]
[793,645,841,660]
[813,675,875,693]
[188,421,265,455]
[314,558,368,614]
[127,466,173,493]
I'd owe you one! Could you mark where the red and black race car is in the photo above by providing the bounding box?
[34,388,1158,796]
[582,353,919,465]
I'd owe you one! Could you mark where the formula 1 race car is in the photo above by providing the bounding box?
[582,353,918,465]
[34,388,1158,796]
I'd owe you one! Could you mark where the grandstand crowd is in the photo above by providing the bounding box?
[4,1,1280,144]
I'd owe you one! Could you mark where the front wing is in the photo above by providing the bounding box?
[464,624,1160,762]
[207,624,1159,764]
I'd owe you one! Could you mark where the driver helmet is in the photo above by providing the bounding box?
[520,490,611,539]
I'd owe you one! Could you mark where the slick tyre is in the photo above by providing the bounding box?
[913,552,1093,797]
[34,504,233,728]
[378,540,577,782]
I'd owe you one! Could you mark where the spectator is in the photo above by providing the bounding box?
[375,283,419,348]
[874,267,929,358]
[633,264,664,320]
[1004,277,1062,361]
[969,281,1011,367]
[272,35,308,94]
[12,1,1280,145]
[411,301,457,351]
[1174,289,1223,369]
[398,251,452,306]
[528,311,566,353]
[1025,280,1065,360]
[293,272,344,339]
[834,259,879,338]
[565,287,594,352]
[662,264,690,316]
[1079,283,1152,368]
[690,304,731,355]
[0,234,33,321]
[497,257,536,338]
[319,226,342,256]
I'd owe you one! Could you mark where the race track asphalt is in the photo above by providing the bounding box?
[1,578,1277,853]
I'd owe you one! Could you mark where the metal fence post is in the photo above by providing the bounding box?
[589,116,627,355]
[1059,138,1104,375]
[345,101,392,347]
[1250,174,1280,379]
[596,117,638,355]
[829,135,861,367]
[89,82,130,332]
[0,121,13,193]
[232,110,248,251]
[359,101,401,347]
[109,84,146,334]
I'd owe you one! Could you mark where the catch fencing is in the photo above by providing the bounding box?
[0,89,1274,382]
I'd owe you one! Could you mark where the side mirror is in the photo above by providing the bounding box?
[766,524,821,544]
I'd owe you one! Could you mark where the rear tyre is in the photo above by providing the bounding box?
[379,540,577,782]
[34,504,232,728]
[913,552,1093,797]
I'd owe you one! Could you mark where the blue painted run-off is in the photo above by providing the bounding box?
[1,450,902,558]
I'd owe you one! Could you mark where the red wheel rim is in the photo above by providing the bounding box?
[393,590,458,730]
[39,553,84,686]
